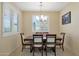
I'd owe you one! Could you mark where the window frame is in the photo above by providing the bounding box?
[11,10,19,32]
[2,3,19,37]
[3,3,12,33]
[32,15,49,32]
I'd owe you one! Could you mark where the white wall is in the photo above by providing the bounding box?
[0,3,22,55]
[60,3,79,55]
[22,11,60,36]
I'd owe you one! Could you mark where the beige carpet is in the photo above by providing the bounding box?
[21,48,62,56]
[10,47,74,56]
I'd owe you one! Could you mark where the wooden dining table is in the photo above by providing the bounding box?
[24,34,58,53]
[24,35,47,41]
[24,35,62,42]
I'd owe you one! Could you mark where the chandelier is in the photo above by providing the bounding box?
[40,2,44,21]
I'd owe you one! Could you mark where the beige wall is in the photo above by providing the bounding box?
[0,3,60,55]
[22,11,60,36]
[60,3,79,55]
[0,3,1,34]
[0,3,22,55]
[1,2,79,56]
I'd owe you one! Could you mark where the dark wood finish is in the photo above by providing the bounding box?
[20,33,32,52]
[32,34,43,56]
[36,32,43,35]
[46,34,56,56]
[56,33,65,51]
[24,36,33,41]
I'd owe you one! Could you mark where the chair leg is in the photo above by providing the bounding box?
[33,47,34,56]
[30,47,33,52]
[54,48,56,56]
[46,47,47,56]
[30,45,33,52]
[22,46,23,52]
[52,47,56,56]
[42,47,43,56]
[62,45,64,51]
[30,45,31,52]
[54,50,56,56]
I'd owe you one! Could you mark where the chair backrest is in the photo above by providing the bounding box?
[20,33,24,45]
[46,34,56,43]
[43,32,48,35]
[43,32,49,37]
[33,34,43,44]
[60,32,65,44]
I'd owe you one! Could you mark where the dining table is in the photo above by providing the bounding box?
[24,34,61,44]
[24,34,57,52]
[24,35,47,41]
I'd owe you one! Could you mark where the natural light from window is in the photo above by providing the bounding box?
[32,15,49,32]
[3,3,19,33]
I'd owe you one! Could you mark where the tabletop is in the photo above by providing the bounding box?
[24,36,46,41]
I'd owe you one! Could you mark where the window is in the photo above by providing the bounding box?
[3,3,19,33]
[12,12,19,32]
[3,3,11,32]
[32,15,49,32]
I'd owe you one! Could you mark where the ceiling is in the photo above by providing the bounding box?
[13,2,69,11]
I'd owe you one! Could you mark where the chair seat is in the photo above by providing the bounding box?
[33,44,42,47]
[47,44,55,47]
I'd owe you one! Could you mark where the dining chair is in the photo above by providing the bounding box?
[32,34,43,56]
[46,34,56,56]
[56,32,65,51]
[20,33,32,52]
